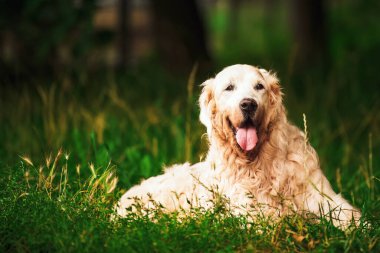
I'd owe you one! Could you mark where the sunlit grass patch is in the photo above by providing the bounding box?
[19,149,118,205]
[0,139,377,252]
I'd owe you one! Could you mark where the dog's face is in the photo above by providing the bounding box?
[200,64,282,156]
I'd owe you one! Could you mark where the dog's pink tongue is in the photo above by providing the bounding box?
[236,127,258,151]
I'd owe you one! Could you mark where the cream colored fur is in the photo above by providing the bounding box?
[116,64,361,228]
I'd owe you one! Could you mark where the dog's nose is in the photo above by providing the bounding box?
[240,98,258,114]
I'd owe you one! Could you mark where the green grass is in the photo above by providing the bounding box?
[1,2,380,252]
[0,65,379,252]
[0,143,379,252]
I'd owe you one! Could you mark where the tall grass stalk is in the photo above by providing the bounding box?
[185,63,198,161]
[369,133,374,201]
[20,150,118,204]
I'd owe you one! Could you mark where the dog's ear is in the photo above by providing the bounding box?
[199,78,214,132]
[259,68,282,105]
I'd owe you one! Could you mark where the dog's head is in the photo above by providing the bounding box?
[199,64,283,157]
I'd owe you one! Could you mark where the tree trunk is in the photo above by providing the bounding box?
[117,0,130,69]
[290,0,327,66]
[151,0,211,73]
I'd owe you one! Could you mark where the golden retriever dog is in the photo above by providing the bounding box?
[116,64,361,228]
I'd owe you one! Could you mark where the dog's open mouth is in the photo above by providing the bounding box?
[228,118,258,152]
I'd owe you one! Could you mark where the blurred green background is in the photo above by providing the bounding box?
[0,0,379,192]
[1,1,380,251]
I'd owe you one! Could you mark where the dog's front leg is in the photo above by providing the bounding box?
[302,174,361,229]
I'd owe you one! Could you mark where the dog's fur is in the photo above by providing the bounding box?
[116,64,360,228]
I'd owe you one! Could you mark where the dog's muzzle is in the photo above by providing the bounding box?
[239,98,257,118]
[232,98,259,152]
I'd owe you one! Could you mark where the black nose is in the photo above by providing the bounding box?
[240,98,258,114]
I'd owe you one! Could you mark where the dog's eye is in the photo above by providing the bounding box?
[254,83,264,90]
[225,83,235,91]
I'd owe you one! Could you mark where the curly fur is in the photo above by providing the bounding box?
[116,64,360,228]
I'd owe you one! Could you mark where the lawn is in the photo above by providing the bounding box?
[0,63,379,252]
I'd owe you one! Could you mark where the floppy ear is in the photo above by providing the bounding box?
[259,68,282,105]
[199,78,214,134]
